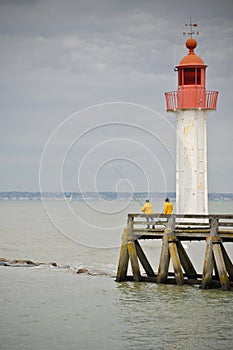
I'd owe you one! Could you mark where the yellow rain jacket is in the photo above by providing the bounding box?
[164,201,173,215]
[141,202,153,214]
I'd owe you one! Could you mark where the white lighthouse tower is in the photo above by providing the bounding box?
[165,22,218,214]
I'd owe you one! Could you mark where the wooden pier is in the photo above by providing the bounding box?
[116,213,233,291]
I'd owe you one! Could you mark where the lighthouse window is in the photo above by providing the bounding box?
[196,68,201,84]
[184,68,195,85]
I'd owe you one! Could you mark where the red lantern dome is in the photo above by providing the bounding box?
[178,38,205,66]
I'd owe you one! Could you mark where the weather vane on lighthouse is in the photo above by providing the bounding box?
[183,17,199,37]
[165,21,219,215]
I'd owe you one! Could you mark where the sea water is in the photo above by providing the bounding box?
[0,199,233,350]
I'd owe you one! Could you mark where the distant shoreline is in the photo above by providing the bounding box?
[0,191,232,201]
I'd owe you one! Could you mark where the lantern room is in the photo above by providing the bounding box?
[177,37,206,88]
[165,36,218,110]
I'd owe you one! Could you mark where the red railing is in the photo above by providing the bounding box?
[165,90,219,111]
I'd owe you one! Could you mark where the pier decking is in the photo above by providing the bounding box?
[116,214,233,290]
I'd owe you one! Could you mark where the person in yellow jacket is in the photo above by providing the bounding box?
[163,198,173,215]
[141,199,154,229]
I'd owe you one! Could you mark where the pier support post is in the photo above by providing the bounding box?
[212,239,230,291]
[220,242,233,281]
[116,216,143,282]
[169,235,184,285]
[157,216,185,285]
[128,241,141,282]
[202,218,231,290]
[116,228,129,282]
[157,229,170,283]
[202,236,215,289]
[158,216,198,285]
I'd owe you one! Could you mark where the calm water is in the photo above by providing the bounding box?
[1,199,233,350]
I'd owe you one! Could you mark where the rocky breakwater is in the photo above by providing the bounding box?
[0,257,62,268]
[0,258,115,277]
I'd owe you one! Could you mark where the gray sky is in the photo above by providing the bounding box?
[1,0,233,193]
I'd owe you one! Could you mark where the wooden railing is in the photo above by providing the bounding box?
[127,213,233,241]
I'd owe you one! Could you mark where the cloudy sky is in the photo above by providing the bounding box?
[1,0,233,194]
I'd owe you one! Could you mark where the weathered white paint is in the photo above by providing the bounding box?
[175,109,209,214]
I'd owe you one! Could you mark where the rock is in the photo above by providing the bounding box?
[0,258,62,268]
[10,259,37,265]
[8,263,34,267]
[0,257,11,262]
[77,268,89,274]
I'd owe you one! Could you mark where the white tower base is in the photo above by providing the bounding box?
[176,109,209,215]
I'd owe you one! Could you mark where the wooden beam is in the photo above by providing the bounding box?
[116,229,129,282]
[212,239,230,291]
[220,242,233,281]
[168,236,184,285]
[210,217,219,236]
[157,231,170,283]
[176,240,197,278]
[128,241,141,282]
[202,236,214,289]
[134,240,155,277]
[213,258,220,280]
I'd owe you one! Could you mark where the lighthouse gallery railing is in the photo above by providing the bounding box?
[165,90,219,111]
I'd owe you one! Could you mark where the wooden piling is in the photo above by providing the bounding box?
[220,243,233,281]
[202,236,215,289]
[116,228,129,282]
[128,241,141,282]
[168,235,184,285]
[157,229,170,283]
[212,239,230,291]
[202,217,230,290]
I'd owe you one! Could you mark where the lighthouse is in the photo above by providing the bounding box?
[165,21,218,214]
